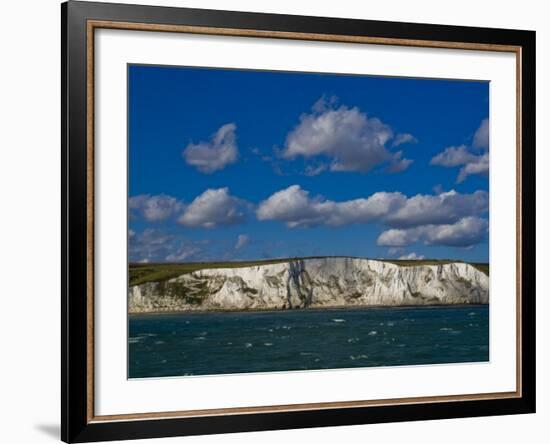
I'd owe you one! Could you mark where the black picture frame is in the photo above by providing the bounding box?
[62,1,536,442]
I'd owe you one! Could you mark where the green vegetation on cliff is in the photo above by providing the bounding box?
[129,257,489,287]
[129,258,291,287]
[385,260,489,276]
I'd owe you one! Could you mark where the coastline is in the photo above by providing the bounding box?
[128,302,489,317]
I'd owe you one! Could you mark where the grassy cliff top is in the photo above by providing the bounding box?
[129,257,489,287]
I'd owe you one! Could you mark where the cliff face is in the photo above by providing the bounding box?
[128,258,489,313]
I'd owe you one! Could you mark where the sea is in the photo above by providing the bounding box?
[128,305,489,379]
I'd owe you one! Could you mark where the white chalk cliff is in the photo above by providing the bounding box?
[129,258,489,313]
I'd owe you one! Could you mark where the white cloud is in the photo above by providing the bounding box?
[257,185,488,249]
[392,133,418,147]
[473,118,489,149]
[384,189,488,228]
[165,246,202,262]
[457,153,489,183]
[256,185,487,233]
[430,119,489,183]
[398,252,425,260]
[283,98,412,174]
[128,229,174,262]
[377,229,414,247]
[256,185,321,227]
[304,164,328,176]
[430,145,477,167]
[377,216,488,248]
[311,94,339,113]
[178,187,247,228]
[183,123,238,173]
[235,234,250,250]
[387,151,414,173]
[128,229,205,263]
[256,185,404,228]
[430,148,488,183]
[425,216,488,246]
[129,194,184,222]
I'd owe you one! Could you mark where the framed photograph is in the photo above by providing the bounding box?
[62,1,535,442]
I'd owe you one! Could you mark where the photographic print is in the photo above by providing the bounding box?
[127,65,490,379]
[63,5,535,440]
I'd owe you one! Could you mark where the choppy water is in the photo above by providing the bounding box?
[128,305,489,378]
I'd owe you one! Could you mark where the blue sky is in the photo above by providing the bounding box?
[128,64,489,263]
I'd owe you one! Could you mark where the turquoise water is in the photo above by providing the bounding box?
[128,305,489,378]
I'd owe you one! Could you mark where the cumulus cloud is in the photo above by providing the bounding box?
[128,229,204,263]
[165,246,203,262]
[235,234,250,250]
[392,133,418,147]
[377,217,488,248]
[178,187,247,228]
[456,153,489,183]
[129,194,184,222]
[425,216,488,246]
[283,98,412,174]
[398,252,425,260]
[387,151,413,173]
[256,185,405,228]
[377,229,412,247]
[257,185,488,249]
[128,227,258,263]
[430,145,478,167]
[430,119,489,183]
[431,148,488,183]
[384,189,488,228]
[256,185,321,227]
[473,118,489,150]
[183,123,238,173]
[304,163,328,176]
[256,185,487,232]
[129,228,218,263]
